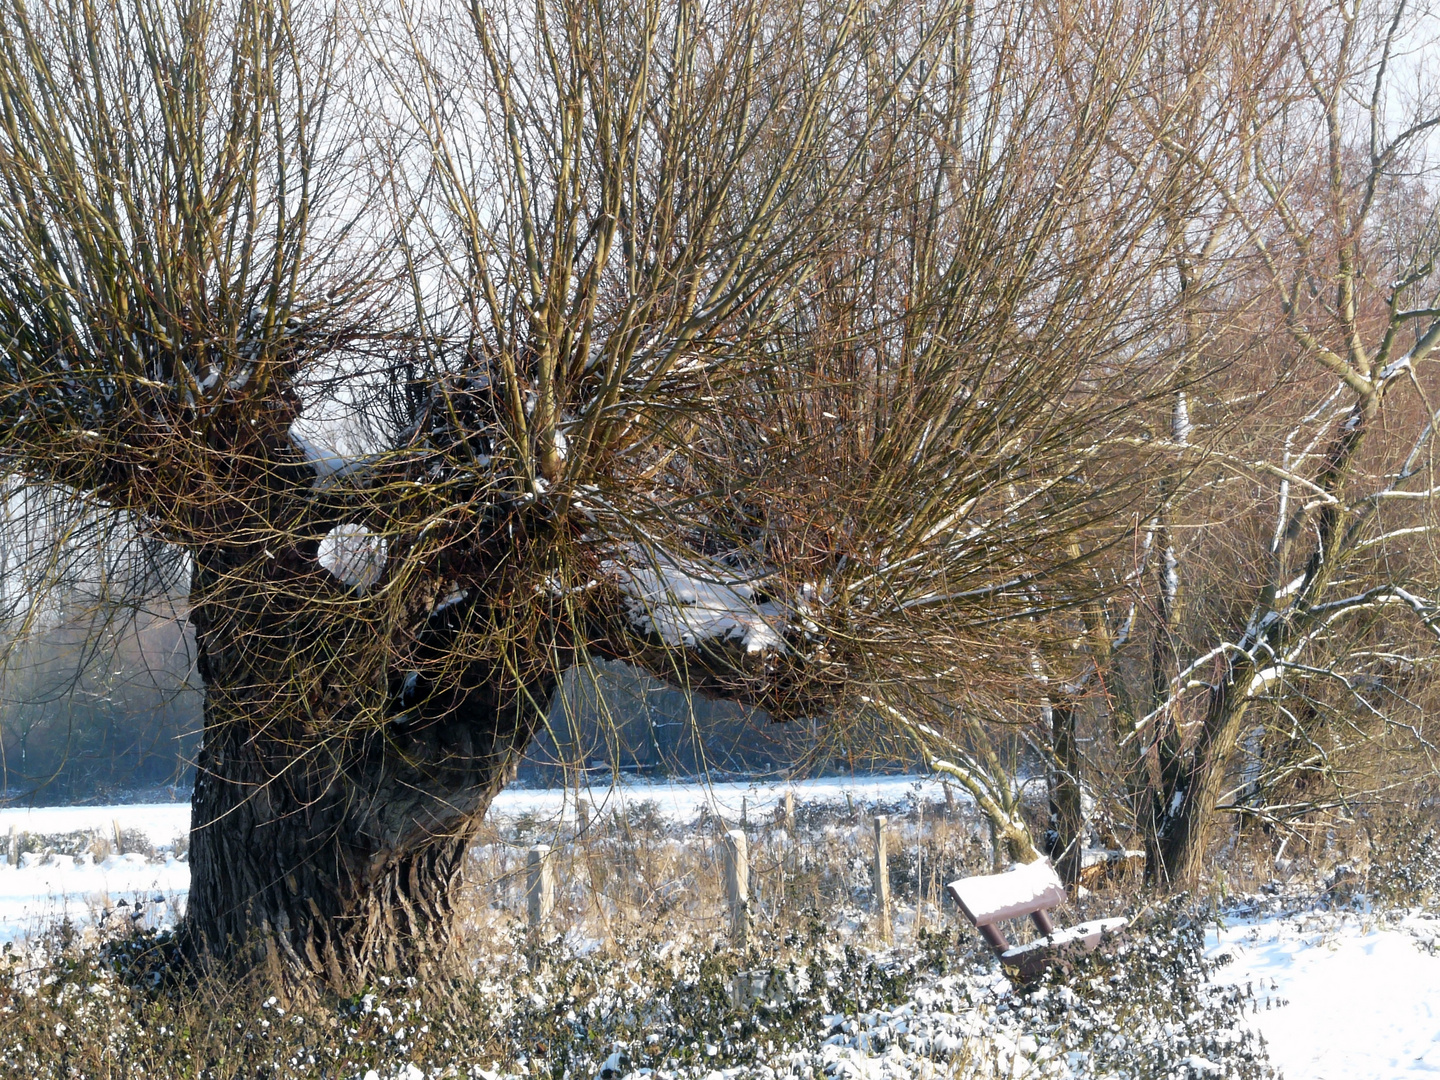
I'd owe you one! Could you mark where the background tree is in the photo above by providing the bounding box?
[1024,0,1440,890]
[1128,0,1440,887]
[0,486,196,799]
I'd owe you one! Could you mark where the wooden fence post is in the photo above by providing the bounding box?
[112,819,124,857]
[873,815,892,944]
[723,829,750,946]
[6,827,16,867]
[527,844,553,927]
[943,782,956,817]
[915,801,924,934]
[783,789,795,834]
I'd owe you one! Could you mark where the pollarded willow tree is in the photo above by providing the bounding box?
[0,0,1222,989]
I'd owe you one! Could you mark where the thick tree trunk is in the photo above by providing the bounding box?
[183,548,551,995]
[1148,676,1254,888]
[1046,698,1085,887]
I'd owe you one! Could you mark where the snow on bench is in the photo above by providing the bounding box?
[1000,918,1129,970]
[947,859,1066,927]
[946,859,1127,979]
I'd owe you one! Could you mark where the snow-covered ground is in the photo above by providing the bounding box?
[0,851,186,943]
[1208,906,1440,1079]
[0,802,191,942]
[0,775,948,941]
[0,801,191,843]
[0,773,944,842]
[727,901,1440,1080]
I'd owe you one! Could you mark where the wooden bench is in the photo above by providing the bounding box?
[946,859,1127,979]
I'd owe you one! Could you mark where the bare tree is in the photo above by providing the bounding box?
[0,0,1255,991]
[1033,0,1440,889]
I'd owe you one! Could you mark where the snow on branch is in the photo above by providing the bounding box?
[292,429,378,486]
[610,554,789,654]
[860,695,1040,863]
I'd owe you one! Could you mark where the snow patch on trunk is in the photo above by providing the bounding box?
[292,428,377,484]
[318,523,387,591]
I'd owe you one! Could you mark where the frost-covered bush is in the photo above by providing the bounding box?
[771,902,1275,1080]
[0,793,1288,1080]
[1367,814,1440,907]
[0,801,1286,1080]
[1018,902,1275,1080]
[2,907,1276,1080]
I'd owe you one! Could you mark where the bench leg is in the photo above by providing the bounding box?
[979,923,1010,953]
[1031,910,1055,936]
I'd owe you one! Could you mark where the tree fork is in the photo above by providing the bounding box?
[1150,679,1257,888]
[1146,389,1374,889]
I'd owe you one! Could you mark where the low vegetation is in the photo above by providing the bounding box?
[5,792,1432,1079]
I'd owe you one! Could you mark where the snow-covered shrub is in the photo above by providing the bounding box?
[1017,901,1275,1080]
[1367,813,1440,907]
[0,916,959,1079]
[0,903,1278,1080]
[0,801,1281,1080]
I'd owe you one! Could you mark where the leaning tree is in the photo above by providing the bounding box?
[0,0,1218,990]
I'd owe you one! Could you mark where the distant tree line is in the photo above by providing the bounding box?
[0,613,197,802]
[0,632,915,803]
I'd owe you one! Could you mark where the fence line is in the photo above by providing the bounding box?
[526,844,553,927]
[873,815,891,943]
[461,795,990,948]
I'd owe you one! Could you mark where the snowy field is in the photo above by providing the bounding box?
[0,774,946,941]
[494,772,951,824]
[1208,905,1440,1079]
[0,802,190,942]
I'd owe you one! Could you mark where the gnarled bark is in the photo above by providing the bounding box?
[184,547,552,994]
[1046,698,1085,887]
